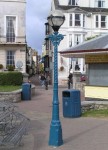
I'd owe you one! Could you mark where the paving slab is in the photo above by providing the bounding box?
[4,75,108,150]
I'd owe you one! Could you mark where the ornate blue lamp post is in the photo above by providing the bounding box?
[47,10,65,147]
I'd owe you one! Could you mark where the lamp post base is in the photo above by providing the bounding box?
[49,121,63,146]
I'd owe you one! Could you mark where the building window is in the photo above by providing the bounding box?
[96,15,99,28]
[6,51,15,66]
[69,34,72,47]
[6,16,16,42]
[95,15,107,28]
[83,15,85,27]
[75,14,81,26]
[45,23,49,35]
[69,14,73,26]
[69,14,85,27]
[75,58,80,71]
[74,34,81,45]
[95,0,105,8]
[101,16,106,28]
[68,0,78,5]
[50,40,52,50]
[46,39,49,50]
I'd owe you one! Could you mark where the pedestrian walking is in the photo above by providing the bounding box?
[44,76,48,90]
[40,74,45,87]
[68,73,73,89]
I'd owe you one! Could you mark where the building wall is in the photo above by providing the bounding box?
[59,0,68,5]
[0,0,26,73]
[0,0,26,42]
[15,47,26,72]
[56,1,108,84]
[59,0,108,8]
[0,46,26,72]
[85,86,108,99]
[0,49,6,67]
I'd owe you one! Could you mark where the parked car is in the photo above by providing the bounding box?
[80,74,86,82]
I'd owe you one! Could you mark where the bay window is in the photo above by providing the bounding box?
[74,34,81,45]
[75,14,81,26]
[69,14,85,27]
[68,34,85,48]
[95,15,107,28]
[96,15,99,28]
[101,16,106,28]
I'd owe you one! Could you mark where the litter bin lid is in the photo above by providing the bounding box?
[62,89,80,93]
[22,83,31,86]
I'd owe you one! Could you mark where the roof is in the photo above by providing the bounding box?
[60,34,108,58]
[54,0,108,13]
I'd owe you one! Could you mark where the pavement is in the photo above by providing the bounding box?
[6,75,108,150]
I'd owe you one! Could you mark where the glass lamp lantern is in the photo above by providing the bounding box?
[47,10,65,32]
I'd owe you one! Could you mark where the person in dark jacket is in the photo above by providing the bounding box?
[44,76,48,90]
[68,73,73,89]
[40,74,45,87]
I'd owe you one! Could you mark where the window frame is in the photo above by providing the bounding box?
[75,14,81,27]
[68,34,85,48]
[83,14,85,27]
[46,39,49,50]
[69,14,73,26]
[95,15,107,28]
[45,23,49,35]
[5,15,17,42]
[69,13,84,27]
[96,15,99,28]
[74,34,81,45]
[6,50,15,66]
[95,0,105,8]
[68,0,78,6]
[101,15,106,28]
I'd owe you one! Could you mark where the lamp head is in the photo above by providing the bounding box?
[47,10,65,32]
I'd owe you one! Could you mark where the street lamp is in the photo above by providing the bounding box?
[47,10,65,147]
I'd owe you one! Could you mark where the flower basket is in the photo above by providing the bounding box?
[59,66,64,71]
[6,65,15,71]
[0,64,3,69]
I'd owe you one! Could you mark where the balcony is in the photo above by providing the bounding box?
[0,36,26,44]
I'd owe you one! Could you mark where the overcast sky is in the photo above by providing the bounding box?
[26,0,51,55]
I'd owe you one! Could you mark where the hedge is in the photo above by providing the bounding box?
[0,72,23,85]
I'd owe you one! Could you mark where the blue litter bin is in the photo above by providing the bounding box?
[62,89,81,118]
[22,83,31,100]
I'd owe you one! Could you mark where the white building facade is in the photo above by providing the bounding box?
[0,0,26,72]
[49,0,108,84]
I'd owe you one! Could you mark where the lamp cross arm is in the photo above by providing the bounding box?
[48,33,65,46]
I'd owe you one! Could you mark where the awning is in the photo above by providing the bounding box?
[60,34,108,58]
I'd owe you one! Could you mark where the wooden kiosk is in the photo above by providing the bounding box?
[85,54,108,100]
[60,34,108,100]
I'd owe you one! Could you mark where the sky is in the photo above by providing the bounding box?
[26,0,51,55]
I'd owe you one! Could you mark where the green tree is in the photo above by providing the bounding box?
[39,63,44,73]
